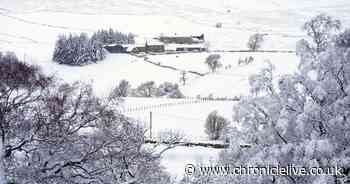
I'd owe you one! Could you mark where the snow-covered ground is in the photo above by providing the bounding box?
[121,97,236,141]
[15,52,298,98]
[1,0,350,57]
[160,145,221,180]
[2,0,350,181]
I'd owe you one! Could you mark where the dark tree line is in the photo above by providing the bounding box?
[91,28,135,45]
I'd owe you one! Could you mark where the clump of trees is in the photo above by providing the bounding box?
[247,33,265,51]
[110,80,184,98]
[53,33,106,65]
[134,81,157,97]
[133,81,184,98]
[0,53,172,184]
[189,14,350,184]
[156,82,184,98]
[204,111,228,140]
[91,28,135,45]
[53,29,134,66]
[205,54,222,73]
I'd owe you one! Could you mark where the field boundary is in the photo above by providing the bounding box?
[118,97,240,113]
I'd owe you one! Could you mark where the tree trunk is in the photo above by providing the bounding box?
[0,141,6,184]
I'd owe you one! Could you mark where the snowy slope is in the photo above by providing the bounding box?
[1,0,350,57]
[1,0,349,181]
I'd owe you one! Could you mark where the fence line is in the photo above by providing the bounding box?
[117,97,240,113]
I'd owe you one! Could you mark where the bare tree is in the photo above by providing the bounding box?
[179,71,188,85]
[204,111,228,140]
[247,33,265,51]
[205,54,222,73]
[302,13,341,53]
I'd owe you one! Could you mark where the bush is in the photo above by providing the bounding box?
[204,111,228,140]
[53,33,106,66]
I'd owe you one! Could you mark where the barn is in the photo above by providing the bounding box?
[103,44,128,53]
[158,34,205,44]
[145,40,165,52]
[167,43,207,52]
[126,42,165,53]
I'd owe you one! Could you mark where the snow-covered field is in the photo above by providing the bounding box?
[121,97,236,141]
[2,0,350,180]
[2,0,350,57]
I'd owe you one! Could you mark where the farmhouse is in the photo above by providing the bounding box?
[103,36,207,54]
[157,34,205,44]
[166,43,207,52]
[103,40,165,53]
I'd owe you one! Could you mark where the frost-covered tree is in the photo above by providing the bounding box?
[205,54,222,73]
[157,82,184,99]
[91,28,135,45]
[247,33,264,51]
[0,52,52,183]
[110,79,131,98]
[135,81,157,97]
[193,15,350,184]
[0,54,172,184]
[53,33,106,66]
[204,111,228,140]
[302,13,341,53]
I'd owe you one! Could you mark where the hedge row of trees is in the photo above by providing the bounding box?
[53,29,134,66]
[0,52,172,184]
[110,80,184,98]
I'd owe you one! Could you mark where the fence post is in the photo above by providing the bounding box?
[149,111,153,139]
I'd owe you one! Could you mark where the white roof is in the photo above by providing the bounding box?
[166,43,206,50]
[134,37,164,46]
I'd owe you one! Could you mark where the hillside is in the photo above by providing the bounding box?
[1,0,349,181]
